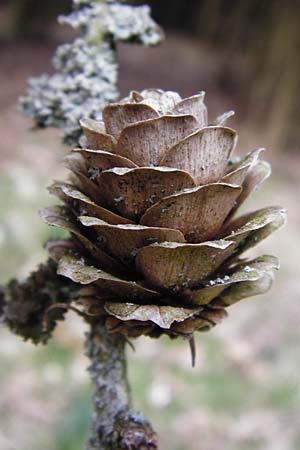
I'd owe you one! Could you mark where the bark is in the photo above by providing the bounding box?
[85,323,158,450]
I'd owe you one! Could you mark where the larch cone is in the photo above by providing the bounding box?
[40,89,286,349]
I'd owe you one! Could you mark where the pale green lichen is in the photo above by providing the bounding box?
[19,0,163,145]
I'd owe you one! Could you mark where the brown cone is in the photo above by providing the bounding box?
[41,89,286,340]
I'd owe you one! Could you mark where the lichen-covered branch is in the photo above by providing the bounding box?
[19,0,163,145]
[10,1,163,446]
[85,323,158,450]
[1,258,78,344]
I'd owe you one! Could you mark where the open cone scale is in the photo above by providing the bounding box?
[41,89,286,340]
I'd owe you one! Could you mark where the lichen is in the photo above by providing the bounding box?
[19,0,163,145]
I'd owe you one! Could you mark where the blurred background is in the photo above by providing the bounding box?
[0,1,299,449]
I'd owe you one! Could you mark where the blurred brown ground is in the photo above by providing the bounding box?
[0,2,299,450]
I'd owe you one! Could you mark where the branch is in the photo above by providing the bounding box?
[85,322,158,450]
[1,258,78,344]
